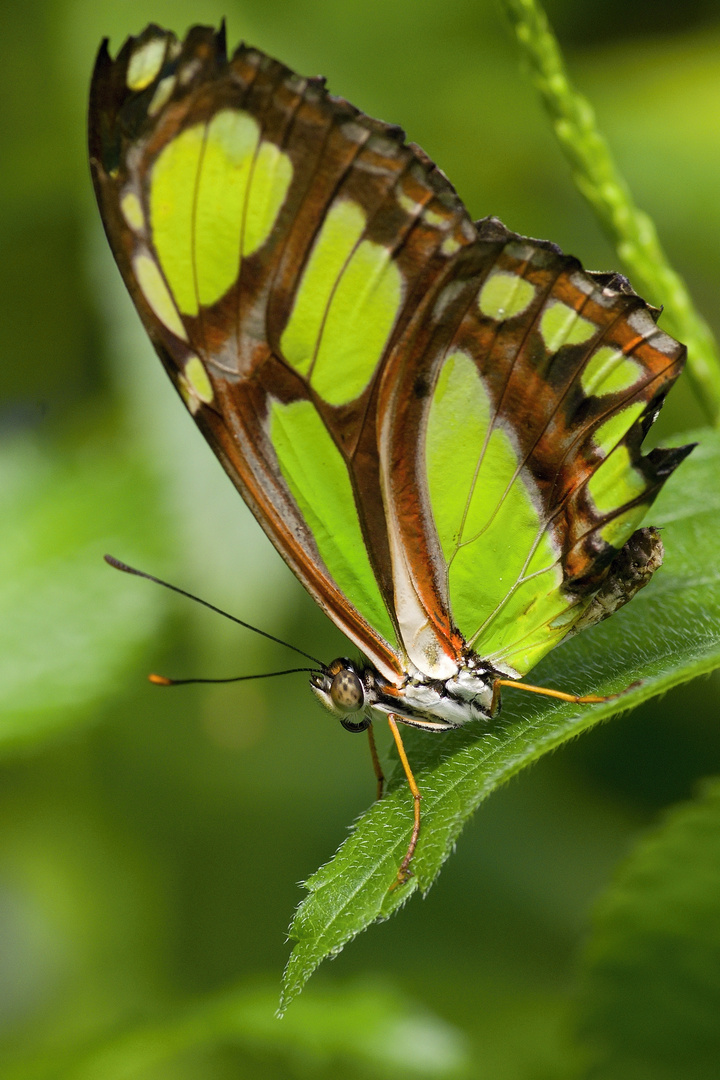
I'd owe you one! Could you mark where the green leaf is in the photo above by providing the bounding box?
[0,428,168,751]
[280,426,720,1011]
[575,777,720,1080]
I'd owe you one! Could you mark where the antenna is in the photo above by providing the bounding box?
[148,668,318,686]
[104,555,326,668]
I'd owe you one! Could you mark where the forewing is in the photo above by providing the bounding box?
[379,218,693,676]
[88,24,480,683]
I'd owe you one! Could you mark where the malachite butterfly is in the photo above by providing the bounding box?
[89,24,693,884]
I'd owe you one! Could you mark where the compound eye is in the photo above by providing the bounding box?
[330,669,365,714]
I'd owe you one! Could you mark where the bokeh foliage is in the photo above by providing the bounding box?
[2,0,719,1076]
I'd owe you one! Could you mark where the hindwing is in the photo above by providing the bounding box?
[379,221,692,675]
[89,24,692,684]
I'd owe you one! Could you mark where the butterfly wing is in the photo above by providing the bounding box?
[89,24,691,688]
[380,217,693,675]
[89,24,485,683]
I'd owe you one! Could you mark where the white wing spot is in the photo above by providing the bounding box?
[126,38,166,91]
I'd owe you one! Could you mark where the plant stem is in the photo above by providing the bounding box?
[499,0,720,426]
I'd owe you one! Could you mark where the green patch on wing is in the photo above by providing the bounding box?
[593,402,646,458]
[269,399,398,649]
[539,300,596,352]
[582,346,643,397]
[280,200,403,406]
[589,443,647,513]
[150,109,292,317]
[478,271,536,321]
[426,350,572,674]
[425,348,670,674]
[132,252,187,340]
[149,127,198,315]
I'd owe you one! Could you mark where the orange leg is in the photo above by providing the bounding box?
[494,677,640,709]
[387,715,422,889]
[367,723,385,801]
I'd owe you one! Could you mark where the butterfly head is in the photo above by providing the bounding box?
[311,658,373,733]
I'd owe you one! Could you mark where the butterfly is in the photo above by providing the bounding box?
[89,23,693,885]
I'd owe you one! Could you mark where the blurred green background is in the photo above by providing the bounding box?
[2,0,719,1076]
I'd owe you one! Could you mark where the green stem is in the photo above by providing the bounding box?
[498,0,720,426]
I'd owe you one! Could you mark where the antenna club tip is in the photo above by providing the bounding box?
[105,554,129,572]
[149,673,173,686]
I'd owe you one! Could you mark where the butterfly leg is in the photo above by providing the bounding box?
[387,715,421,888]
[495,678,640,705]
[367,723,385,801]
